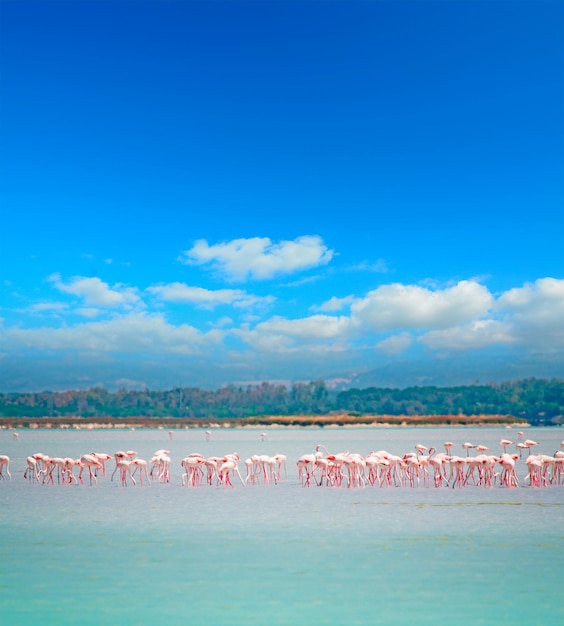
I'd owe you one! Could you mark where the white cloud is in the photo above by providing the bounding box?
[496,277,564,322]
[49,274,141,308]
[315,295,356,312]
[209,316,233,328]
[180,235,334,281]
[0,313,223,355]
[376,333,413,355]
[351,280,493,331]
[495,277,564,349]
[236,314,353,351]
[414,278,564,353]
[419,320,515,352]
[147,282,274,309]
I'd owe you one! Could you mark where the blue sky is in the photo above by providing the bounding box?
[1,0,563,392]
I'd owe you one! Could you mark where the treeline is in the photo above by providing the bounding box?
[0,378,563,425]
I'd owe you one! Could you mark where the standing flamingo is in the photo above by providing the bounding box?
[0,455,11,480]
[523,439,539,456]
[296,454,317,487]
[462,442,475,456]
[129,458,150,486]
[79,454,103,485]
[24,456,40,482]
[499,439,514,454]
[90,452,112,477]
[218,457,245,487]
[274,453,287,480]
[117,459,136,486]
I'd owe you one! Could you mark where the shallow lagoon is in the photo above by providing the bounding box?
[1,426,563,625]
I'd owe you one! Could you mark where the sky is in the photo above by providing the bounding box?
[0,0,563,393]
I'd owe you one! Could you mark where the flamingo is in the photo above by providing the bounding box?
[110,451,129,481]
[129,458,150,486]
[498,454,519,487]
[274,453,287,480]
[296,454,316,487]
[499,439,514,454]
[444,442,454,456]
[0,455,11,480]
[117,459,136,487]
[79,454,103,485]
[24,456,40,482]
[523,439,539,455]
[218,457,245,487]
[181,456,205,487]
[462,442,475,456]
[90,452,112,477]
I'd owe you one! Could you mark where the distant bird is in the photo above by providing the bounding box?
[444,442,454,456]
[205,430,211,442]
[499,439,514,454]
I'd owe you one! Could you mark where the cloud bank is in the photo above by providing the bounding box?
[1,236,562,391]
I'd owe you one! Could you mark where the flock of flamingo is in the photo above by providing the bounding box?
[297,439,564,489]
[1,433,563,489]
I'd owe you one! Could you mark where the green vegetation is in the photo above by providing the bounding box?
[0,378,562,425]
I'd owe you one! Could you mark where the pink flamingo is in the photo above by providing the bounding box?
[516,443,528,458]
[498,454,519,487]
[129,458,150,486]
[523,439,539,456]
[150,452,171,483]
[90,452,112,477]
[274,453,287,480]
[24,456,40,482]
[0,455,11,480]
[499,439,514,454]
[525,455,544,488]
[297,454,316,487]
[110,451,129,481]
[181,456,205,487]
[79,454,103,485]
[218,457,245,487]
[462,442,475,456]
[117,459,136,486]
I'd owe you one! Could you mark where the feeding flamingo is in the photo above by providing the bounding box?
[0,455,11,480]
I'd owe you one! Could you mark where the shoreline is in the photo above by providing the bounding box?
[0,414,529,429]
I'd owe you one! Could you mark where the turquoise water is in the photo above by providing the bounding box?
[1,427,563,625]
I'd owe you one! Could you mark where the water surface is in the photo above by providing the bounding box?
[1,426,562,625]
